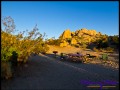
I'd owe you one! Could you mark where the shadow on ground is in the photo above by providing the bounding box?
[1,53,119,90]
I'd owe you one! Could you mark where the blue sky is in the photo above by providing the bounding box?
[1,1,119,39]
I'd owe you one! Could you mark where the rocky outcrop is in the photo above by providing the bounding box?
[88,30,97,36]
[75,28,97,37]
[59,29,71,39]
[71,38,77,45]
[59,28,104,47]
[60,40,69,47]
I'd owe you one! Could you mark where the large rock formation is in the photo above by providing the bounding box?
[59,28,104,47]
[59,29,71,39]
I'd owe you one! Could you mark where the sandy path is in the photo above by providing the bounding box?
[1,54,119,90]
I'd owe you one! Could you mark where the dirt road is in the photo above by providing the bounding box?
[1,54,119,90]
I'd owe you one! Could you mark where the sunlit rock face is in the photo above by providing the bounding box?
[75,28,97,37]
[88,30,97,36]
[59,28,105,47]
[60,40,69,47]
[60,29,72,39]
[74,28,98,43]
[71,38,77,45]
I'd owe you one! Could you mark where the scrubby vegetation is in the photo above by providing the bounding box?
[1,16,49,79]
[45,37,61,46]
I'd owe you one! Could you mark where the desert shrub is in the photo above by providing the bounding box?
[102,48,106,52]
[39,43,49,54]
[1,16,49,79]
[74,44,80,48]
[43,44,49,52]
[108,35,119,49]
[81,43,87,49]
[99,48,107,52]
[101,42,109,48]
[112,35,119,44]
[54,39,61,45]
[93,47,99,52]
[94,35,109,49]
[47,39,61,46]
[106,47,114,52]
